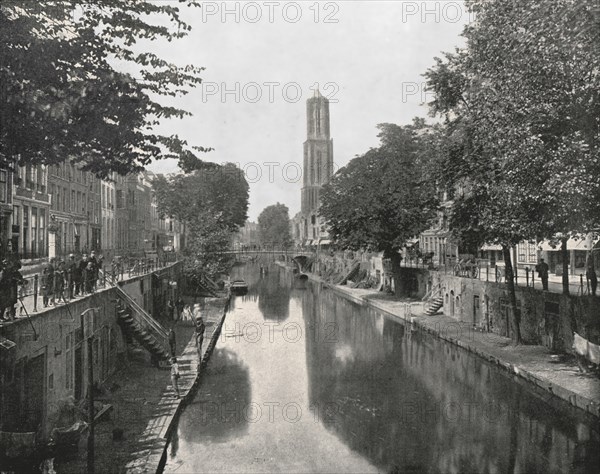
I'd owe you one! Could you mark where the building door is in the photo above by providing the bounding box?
[473,295,480,326]
[450,290,455,317]
[23,354,45,432]
[74,346,83,400]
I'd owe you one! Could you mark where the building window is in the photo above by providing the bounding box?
[39,210,45,256]
[23,206,29,254]
[31,207,37,255]
[25,165,34,189]
[528,242,537,264]
[0,170,7,203]
[36,166,45,193]
[518,243,526,263]
[317,151,322,183]
[316,106,321,135]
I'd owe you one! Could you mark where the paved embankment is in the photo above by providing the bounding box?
[279,262,600,420]
[125,296,230,474]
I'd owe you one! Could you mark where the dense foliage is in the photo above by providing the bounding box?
[320,119,441,294]
[425,0,600,341]
[257,203,292,248]
[153,164,249,280]
[0,0,210,177]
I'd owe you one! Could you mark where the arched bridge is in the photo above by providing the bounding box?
[209,248,316,272]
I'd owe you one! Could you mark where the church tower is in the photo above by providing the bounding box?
[300,89,333,242]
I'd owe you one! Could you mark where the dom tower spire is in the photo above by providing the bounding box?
[300,89,333,242]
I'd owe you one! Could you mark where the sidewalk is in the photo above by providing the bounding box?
[297,264,600,420]
[52,296,229,474]
[1,265,173,325]
[402,261,593,295]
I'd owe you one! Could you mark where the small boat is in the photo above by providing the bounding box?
[230,279,249,295]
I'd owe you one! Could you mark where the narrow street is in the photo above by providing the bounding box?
[163,263,599,473]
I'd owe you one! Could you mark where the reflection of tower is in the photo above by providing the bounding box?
[300,89,333,242]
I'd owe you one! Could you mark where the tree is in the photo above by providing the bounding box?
[0,1,210,177]
[153,163,249,280]
[258,203,292,248]
[153,163,249,232]
[425,0,600,342]
[320,119,440,296]
[464,0,600,296]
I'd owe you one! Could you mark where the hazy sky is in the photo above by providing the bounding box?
[146,1,469,220]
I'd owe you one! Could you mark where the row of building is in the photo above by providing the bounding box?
[0,162,185,264]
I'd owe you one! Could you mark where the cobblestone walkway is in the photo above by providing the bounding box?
[125,296,229,474]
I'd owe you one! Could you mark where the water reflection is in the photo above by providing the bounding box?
[165,264,599,474]
[174,348,251,448]
[303,284,600,473]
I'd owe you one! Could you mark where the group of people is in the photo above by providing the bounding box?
[0,258,25,321]
[40,251,103,307]
[167,297,185,321]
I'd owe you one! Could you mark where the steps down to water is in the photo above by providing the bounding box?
[117,306,171,362]
[425,295,444,316]
[338,262,361,286]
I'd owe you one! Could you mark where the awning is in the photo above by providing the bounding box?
[539,237,599,252]
[481,244,502,251]
[421,229,450,237]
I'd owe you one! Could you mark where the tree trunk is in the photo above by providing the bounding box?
[386,249,404,297]
[502,244,521,345]
[561,237,570,295]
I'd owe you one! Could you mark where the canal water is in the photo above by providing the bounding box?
[164,263,599,473]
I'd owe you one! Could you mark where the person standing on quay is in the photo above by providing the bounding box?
[536,258,549,291]
[168,327,177,357]
[41,265,53,308]
[67,254,78,298]
[89,251,98,290]
[167,299,175,321]
[170,357,181,398]
[84,261,95,293]
[195,316,206,370]
[587,258,598,296]
[175,297,185,320]
[54,259,67,303]
[78,255,88,295]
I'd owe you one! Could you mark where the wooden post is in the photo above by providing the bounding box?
[80,308,95,474]
[33,274,38,312]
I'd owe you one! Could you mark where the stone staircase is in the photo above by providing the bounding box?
[110,280,171,362]
[423,286,444,316]
[424,295,444,316]
[117,304,171,362]
[338,261,361,285]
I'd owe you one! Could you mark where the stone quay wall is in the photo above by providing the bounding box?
[0,262,183,440]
